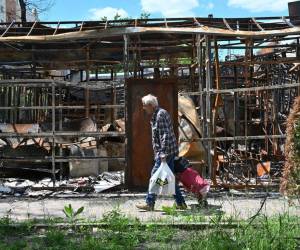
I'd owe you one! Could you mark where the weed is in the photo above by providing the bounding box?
[0,216,33,239]
[45,230,68,247]
[181,213,300,250]
[77,235,105,250]
[144,224,175,243]
[181,213,207,223]
[100,208,141,249]
[0,210,298,250]
[162,205,178,216]
[63,204,84,223]
[0,240,28,250]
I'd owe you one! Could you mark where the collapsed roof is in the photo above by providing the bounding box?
[0,16,299,69]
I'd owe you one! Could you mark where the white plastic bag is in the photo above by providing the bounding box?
[148,161,176,195]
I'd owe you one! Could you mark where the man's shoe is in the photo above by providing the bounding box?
[174,202,188,210]
[136,203,154,211]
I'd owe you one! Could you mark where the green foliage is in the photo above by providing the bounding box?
[0,240,27,250]
[100,11,151,21]
[181,214,300,250]
[140,11,151,19]
[0,215,11,228]
[144,223,175,244]
[0,215,33,238]
[182,213,207,223]
[100,209,141,249]
[0,213,298,249]
[162,205,178,216]
[289,120,300,196]
[63,204,84,223]
[178,57,192,65]
[102,208,140,230]
[294,119,300,155]
[44,230,70,249]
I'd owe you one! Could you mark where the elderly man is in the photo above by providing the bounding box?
[136,94,187,211]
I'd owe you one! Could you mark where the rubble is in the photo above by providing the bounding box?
[0,171,124,198]
[0,185,12,194]
[0,12,299,190]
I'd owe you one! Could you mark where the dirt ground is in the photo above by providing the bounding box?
[0,193,298,222]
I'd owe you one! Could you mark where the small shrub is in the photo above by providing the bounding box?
[100,209,141,249]
[162,205,178,216]
[63,204,84,223]
[281,97,300,199]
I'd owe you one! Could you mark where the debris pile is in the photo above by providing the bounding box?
[0,171,124,198]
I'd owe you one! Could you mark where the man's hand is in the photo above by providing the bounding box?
[160,153,166,162]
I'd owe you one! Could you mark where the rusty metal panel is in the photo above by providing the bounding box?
[125,78,178,189]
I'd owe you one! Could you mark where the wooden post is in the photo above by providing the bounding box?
[205,35,213,180]
[124,34,130,187]
[58,86,63,180]
[51,81,56,186]
[196,34,204,136]
[85,46,90,118]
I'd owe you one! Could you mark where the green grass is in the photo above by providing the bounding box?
[181,214,300,250]
[0,210,298,250]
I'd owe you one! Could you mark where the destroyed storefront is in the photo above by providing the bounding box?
[0,11,300,193]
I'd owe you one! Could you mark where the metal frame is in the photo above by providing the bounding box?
[0,79,125,184]
[0,15,299,188]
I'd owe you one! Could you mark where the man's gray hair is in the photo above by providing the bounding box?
[141,94,159,107]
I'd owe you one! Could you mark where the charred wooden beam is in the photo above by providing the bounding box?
[1,25,300,44]
[185,82,300,95]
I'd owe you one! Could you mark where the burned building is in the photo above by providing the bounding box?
[0,2,299,190]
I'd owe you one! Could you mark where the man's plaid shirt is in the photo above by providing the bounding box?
[151,107,179,158]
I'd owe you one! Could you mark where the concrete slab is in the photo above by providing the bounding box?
[0,195,298,222]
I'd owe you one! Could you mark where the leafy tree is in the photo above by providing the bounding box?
[100,11,151,22]
[140,11,150,19]
[18,0,54,23]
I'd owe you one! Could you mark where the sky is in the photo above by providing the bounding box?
[39,0,296,21]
